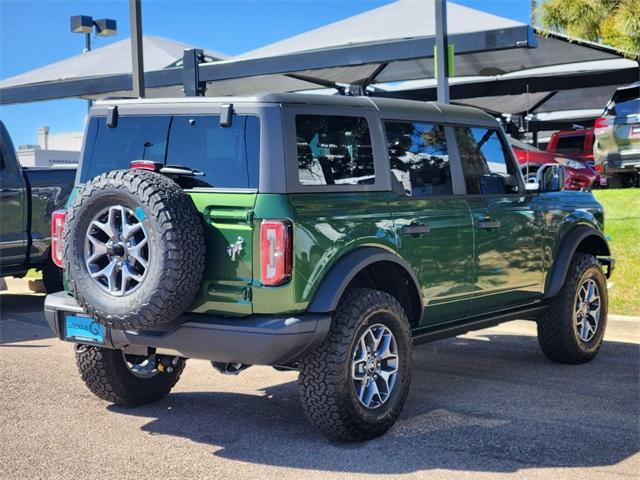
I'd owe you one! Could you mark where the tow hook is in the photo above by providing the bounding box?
[211,362,251,375]
[157,355,180,373]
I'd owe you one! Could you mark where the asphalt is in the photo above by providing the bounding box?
[1,280,639,480]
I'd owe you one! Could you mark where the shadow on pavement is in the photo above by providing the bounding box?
[0,293,54,344]
[109,333,640,474]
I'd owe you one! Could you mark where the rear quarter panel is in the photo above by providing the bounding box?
[251,192,397,315]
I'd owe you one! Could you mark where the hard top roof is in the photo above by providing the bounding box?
[94,92,495,123]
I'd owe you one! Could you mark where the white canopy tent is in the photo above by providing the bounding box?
[0,36,224,91]
[0,0,635,106]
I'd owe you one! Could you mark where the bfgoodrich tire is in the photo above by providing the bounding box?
[75,345,185,406]
[298,288,412,441]
[537,253,608,364]
[65,169,205,331]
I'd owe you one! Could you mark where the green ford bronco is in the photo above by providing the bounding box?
[44,93,614,441]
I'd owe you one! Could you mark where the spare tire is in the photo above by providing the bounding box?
[64,169,205,331]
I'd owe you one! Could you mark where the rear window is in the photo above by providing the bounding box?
[554,135,585,154]
[296,115,374,186]
[80,114,260,188]
[606,86,640,116]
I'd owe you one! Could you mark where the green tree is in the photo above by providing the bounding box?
[537,0,640,57]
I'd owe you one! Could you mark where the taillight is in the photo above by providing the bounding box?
[130,160,160,171]
[51,210,67,268]
[260,220,292,286]
[594,116,610,135]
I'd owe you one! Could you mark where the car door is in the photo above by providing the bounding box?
[453,125,544,315]
[386,120,474,326]
[0,127,28,269]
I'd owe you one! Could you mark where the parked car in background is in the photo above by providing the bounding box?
[594,82,640,188]
[509,136,596,190]
[0,120,76,292]
[546,128,595,165]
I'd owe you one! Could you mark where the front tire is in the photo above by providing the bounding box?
[75,346,185,406]
[298,289,412,441]
[537,253,608,364]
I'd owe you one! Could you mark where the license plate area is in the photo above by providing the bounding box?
[64,314,105,345]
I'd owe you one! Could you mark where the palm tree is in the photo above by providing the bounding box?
[537,0,640,57]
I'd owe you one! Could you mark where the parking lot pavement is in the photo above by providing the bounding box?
[1,287,638,480]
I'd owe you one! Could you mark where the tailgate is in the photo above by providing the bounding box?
[187,192,257,316]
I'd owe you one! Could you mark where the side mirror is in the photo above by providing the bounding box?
[525,182,539,193]
[536,163,565,192]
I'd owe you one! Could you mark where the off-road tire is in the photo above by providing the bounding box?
[537,253,608,364]
[298,288,412,441]
[42,255,64,293]
[75,345,185,406]
[64,169,205,331]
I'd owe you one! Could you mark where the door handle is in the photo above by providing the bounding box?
[477,218,501,229]
[401,223,430,235]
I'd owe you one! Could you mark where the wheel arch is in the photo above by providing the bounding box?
[544,225,611,300]
[306,247,423,326]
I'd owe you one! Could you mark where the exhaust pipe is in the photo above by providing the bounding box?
[211,362,250,375]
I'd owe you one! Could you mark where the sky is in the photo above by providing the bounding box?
[0,0,531,147]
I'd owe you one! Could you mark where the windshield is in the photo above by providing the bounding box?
[80,114,260,188]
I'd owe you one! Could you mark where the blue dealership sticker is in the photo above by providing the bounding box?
[135,207,145,220]
[65,315,105,344]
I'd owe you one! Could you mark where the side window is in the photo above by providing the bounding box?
[385,121,451,196]
[454,126,520,195]
[555,135,585,154]
[167,115,260,189]
[296,115,374,186]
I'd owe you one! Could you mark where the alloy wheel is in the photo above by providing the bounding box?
[84,205,149,296]
[574,278,601,342]
[352,323,399,409]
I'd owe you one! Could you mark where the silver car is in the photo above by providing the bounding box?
[594,82,640,188]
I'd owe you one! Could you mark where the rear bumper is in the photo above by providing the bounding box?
[44,292,331,366]
[601,151,640,174]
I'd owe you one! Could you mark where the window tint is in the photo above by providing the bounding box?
[296,115,374,186]
[385,121,451,196]
[80,114,260,189]
[607,86,639,116]
[454,126,520,195]
[80,116,170,182]
[167,115,259,189]
[555,135,585,154]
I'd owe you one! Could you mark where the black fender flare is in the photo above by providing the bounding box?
[544,225,611,299]
[307,247,423,313]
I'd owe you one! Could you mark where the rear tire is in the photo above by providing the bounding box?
[75,345,185,406]
[298,289,412,441]
[537,253,608,364]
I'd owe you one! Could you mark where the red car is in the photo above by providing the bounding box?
[546,128,595,165]
[508,137,597,190]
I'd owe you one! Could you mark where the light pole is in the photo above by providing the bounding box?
[70,15,117,109]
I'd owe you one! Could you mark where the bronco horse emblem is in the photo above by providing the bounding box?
[227,236,245,261]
